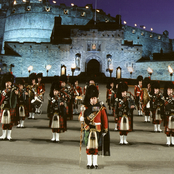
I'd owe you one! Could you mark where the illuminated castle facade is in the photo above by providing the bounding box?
[0,0,174,80]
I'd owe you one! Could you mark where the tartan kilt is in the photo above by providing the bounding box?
[16,104,28,118]
[28,98,35,112]
[50,113,66,132]
[117,115,132,132]
[152,109,162,124]
[0,108,17,125]
[165,115,174,133]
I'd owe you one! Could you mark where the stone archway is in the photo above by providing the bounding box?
[87,59,100,76]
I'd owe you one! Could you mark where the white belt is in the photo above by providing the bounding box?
[137,91,140,93]
[95,123,101,125]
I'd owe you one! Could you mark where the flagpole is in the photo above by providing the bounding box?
[94,0,97,25]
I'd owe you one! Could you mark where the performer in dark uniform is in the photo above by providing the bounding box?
[83,78,99,96]
[0,72,18,140]
[48,82,66,142]
[115,82,135,145]
[27,73,38,119]
[141,77,151,123]
[73,78,82,114]
[134,75,143,115]
[16,79,28,128]
[106,78,115,115]
[60,75,72,120]
[150,81,164,132]
[163,82,174,146]
[79,85,110,169]
[36,73,45,114]
[113,79,120,130]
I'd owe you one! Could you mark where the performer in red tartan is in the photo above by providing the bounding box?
[106,78,115,115]
[79,85,110,169]
[0,72,18,140]
[134,75,143,115]
[60,75,72,120]
[150,81,164,132]
[163,82,174,146]
[73,77,82,114]
[115,82,135,145]
[16,79,29,128]
[36,73,45,114]
[27,73,38,119]
[48,82,66,142]
[141,77,151,123]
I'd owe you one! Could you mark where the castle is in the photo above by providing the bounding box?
[0,0,174,80]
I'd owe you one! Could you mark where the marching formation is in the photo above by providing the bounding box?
[1,72,174,169]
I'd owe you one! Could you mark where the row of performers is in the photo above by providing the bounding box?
[106,76,174,146]
[0,72,45,140]
[0,72,94,141]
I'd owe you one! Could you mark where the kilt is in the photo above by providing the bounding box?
[28,98,35,112]
[152,108,162,124]
[85,130,102,155]
[165,115,174,135]
[50,113,66,133]
[16,104,28,118]
[0,108,17,125]
[117,115,132,132]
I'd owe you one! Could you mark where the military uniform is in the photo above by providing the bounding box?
[48,83,66,142]
[134,75,143,115]
[150,81,164,132]
[79,85,110,169]
[16,79,28,128]
[115,82,135,145]
[0,72,17,140]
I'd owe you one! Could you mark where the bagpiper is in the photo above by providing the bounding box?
[0,72,18,140]
[79,85,110,169]
[60,75,72,120]
[16,79,28,128]
[163,81,174,146]
[150,81,164,132]
[134,75,143,115]
[141,77,151,123]
[48,82,66,142]
[113,79,120,131]
[73,77,82,114]
[106,78,115,115]
[83,77,99,96]
[27,73,38,119]
[115,82,135,145]
[36,73,45,114]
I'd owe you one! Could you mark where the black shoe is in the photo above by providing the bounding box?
[94,165,98,169]
[86,165,91,169]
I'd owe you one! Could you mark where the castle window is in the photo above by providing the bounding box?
[12,8,15,13]
[106,54,112,71]
[132,29,136,34]
[45,6,50,12]
[118,34,120,37]
[75,53,81,70]
[87,44,91,51]
[141,32,145,36]
[81,12,86,17]
[105,18,109,23]
[97,44,101,51]
[26,6,31,11]
[158,35,161,40]
[150,34,153,38]
[64,9,69,15]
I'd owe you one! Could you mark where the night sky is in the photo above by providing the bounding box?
[49,0,174,39]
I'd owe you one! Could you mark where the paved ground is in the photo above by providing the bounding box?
[0,83,174,174]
